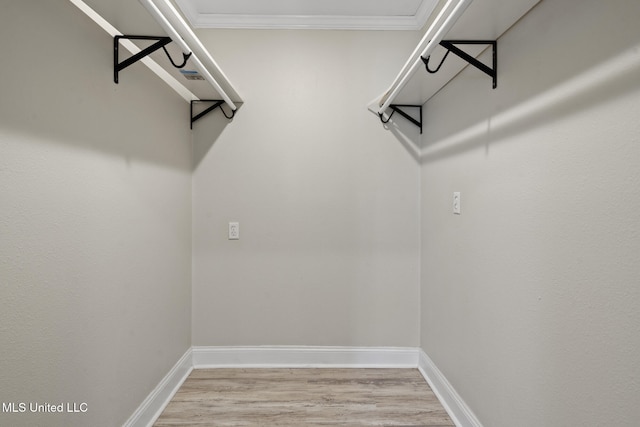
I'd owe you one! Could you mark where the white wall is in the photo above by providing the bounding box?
[0,1,192,426]
[191,29,422,347]
[420,0,640,426]
[9,1,639,425]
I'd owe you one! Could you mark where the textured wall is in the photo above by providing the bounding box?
[191,29,422,347]
[420,0,640,425]
[0,1,192,426]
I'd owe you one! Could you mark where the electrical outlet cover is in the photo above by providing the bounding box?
[228,222,240,240]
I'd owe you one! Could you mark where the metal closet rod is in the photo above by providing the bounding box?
[137,0,241,111]
[68,0,241,111]
[377,0,473,115]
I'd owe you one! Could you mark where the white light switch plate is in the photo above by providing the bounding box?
[453,192,461,215]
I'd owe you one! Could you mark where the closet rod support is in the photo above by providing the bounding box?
[114,35,191,84]
[379,104,423,134]
[422,40,497,89]
[190,100,236,129]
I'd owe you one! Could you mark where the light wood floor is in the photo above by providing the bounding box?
[154,368,454,426]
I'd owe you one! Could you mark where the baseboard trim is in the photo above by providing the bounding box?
[192,346,420,368]
[123,348,193,427]
[417,350,483,427]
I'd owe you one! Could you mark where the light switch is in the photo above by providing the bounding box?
[453,192,461,215]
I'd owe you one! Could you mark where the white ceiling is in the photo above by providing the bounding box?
[175,0,440,30]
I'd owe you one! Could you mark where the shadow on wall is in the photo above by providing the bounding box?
[191,104,244,168]
[376,110,423,163]
[418,0,640,166]
[0,0,229,173]
[419,45,640,165]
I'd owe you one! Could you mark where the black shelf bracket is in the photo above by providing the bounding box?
[422,40,497,89]
[114,35,191,84]
[190,100,236,129]
[379,104,423,134]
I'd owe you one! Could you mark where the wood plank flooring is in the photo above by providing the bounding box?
[154,368,454,426]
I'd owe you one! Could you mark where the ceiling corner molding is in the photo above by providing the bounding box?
[187,14,423,31]
[174,0,200,27]
[173,0,439,31]
[414,0,439,29]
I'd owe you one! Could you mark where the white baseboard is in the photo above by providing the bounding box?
[192,346,419,368]
[123,348,193,427]
[417,349,483,427]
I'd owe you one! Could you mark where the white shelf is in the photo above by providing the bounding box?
[371,0,541,113]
